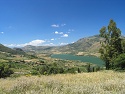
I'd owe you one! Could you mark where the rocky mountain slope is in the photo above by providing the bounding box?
[22,35,103,56]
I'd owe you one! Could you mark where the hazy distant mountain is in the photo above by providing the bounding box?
[22,35,103,55]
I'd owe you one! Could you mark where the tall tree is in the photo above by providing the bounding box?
[99,19,122,69]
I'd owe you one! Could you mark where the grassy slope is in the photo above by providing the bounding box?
[0,71,125,94]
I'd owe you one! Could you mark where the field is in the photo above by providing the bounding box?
[0,70,125,94]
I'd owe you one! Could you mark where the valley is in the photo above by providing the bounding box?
[0,0,124,93]
[0,35,104,78]
[0,34,124,94]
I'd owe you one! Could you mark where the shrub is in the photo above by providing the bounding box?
[31,70,40,75]
[0,63,14,78]
[66,68,76,73]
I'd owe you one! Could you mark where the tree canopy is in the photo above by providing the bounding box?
[99,19,125,70]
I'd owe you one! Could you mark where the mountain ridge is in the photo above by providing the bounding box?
[0,44,25,55]
[22,35,103,56]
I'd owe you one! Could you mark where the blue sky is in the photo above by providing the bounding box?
[0,0,125,47]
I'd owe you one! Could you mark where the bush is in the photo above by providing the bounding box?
[48,67,58,74]
[31,70,40,75]
[0,63,14,78]
[66,68,76,74]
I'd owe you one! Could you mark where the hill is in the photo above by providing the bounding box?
[22,35,103,56]
[0,44,25,55]
[58,35,102,54]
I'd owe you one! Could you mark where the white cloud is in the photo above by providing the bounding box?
[51,24,59,28]
[51,23,66,27]
[50,43,54,45]
[5,39,45,47]
[25,39,45,46]
[55,31,59,34]
[4,44,15,47]
[54,31,63,35]
[61,34,68,37]
[1,32,4,34]
[51,38,54,41]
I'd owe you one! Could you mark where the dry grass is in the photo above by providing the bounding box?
[0,70,125,94]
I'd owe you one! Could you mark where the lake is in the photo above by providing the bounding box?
[51,54,104,66]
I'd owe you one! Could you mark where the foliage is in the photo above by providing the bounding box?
[77,68,81,73]
[32,62,88,75]
[86,63,101,72]
[66,68,76,74]
[9,62,32,70]
[30,70,40,75]
[0,63,14,78]
[26,55,38,59]
[114,54,125,70]
[87,63,91,72]
[99,19,123,69]
[32,63,65,75]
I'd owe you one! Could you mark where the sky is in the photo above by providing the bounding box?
[0,0,125,47]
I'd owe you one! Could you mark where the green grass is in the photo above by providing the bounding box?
[0,70,125,94]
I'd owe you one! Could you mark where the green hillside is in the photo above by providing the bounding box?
[0,44,25,55]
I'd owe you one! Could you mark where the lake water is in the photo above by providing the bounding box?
[51,54,104,66]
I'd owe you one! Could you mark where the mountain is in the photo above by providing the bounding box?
[22,35,103,56]
[0,44,25,55]
[58,35,102,54]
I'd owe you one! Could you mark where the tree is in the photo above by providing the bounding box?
[99,19,122,69]
[121,39,125,53]
[114,54,125,69]
[0,63,14,78]
[78,68,81,73]
[87,63,91,72]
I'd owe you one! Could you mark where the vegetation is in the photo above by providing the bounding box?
[99,19,125,70]
[0,44,25,55]
[0,54,95,78]
[114,53,125,70]
[0,71,125,94]
[1,19,125,93]
[0,63,14,78]
[0,33,104,78]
